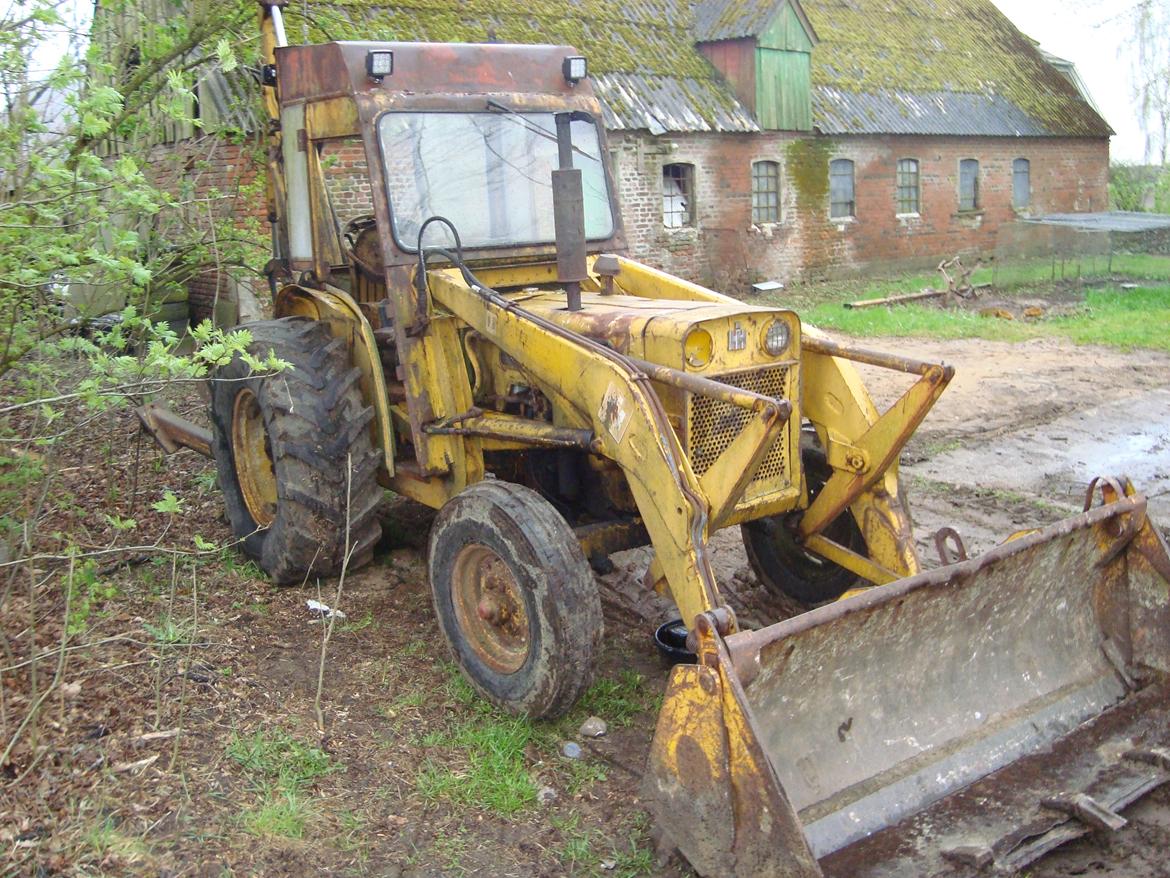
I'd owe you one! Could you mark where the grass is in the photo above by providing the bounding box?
[83,814,150,863]
[239,788,316,839]
[143,615,193,645]
[551,814,657,877]
[573,669,649,728]
[416,713,539,815]
[413,665,656,817]
[800,283,1170,352]
[226,727,335,838]
[227,727,334,786]
[759,253,1170,352]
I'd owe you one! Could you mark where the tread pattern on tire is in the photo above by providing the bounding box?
[209,317,382,584]
[429,480,603,719]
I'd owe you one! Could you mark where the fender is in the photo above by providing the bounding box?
[275,283,395,478]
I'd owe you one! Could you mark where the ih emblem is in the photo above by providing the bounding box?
[728,322,747,352]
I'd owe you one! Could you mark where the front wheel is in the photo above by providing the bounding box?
[429,481,602,719]
[742,447,867,608]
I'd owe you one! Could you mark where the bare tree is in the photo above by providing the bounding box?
[1130,0,1170,164]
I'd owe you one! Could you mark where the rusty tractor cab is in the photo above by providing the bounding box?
[138,3,1170,875]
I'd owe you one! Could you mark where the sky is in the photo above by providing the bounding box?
[991,0,1148,162]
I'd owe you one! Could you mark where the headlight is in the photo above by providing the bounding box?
[763,320,790,356]
[684,328,713,368]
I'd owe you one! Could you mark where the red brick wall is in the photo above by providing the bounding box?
[609,131,1110,291]
[322,139,375,225]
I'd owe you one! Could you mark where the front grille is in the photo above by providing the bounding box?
[686,366,792,496]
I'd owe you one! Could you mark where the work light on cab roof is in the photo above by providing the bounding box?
[562,55,587,84]
[366,49,393,82]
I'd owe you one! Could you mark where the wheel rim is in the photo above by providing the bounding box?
[231,388,277,527]
[451,545,530,674]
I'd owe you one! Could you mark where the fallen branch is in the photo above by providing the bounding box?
[845,289,946,310]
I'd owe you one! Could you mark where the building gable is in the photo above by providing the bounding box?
[757,0,815,52]
[756,1,814,130]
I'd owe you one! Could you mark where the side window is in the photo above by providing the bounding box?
[1013,158,1031,209]
[830,158,855,219]
[663,163,695,228]
[959,158,980,211]
[896,158,920,215]
[751,160,780,223]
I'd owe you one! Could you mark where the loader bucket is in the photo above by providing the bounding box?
[644,484,1170,877]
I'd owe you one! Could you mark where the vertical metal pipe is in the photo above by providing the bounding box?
[552,114,587,312]
[270,6,288,47]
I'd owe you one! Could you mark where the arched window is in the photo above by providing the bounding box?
[1013,158,1031,208]
[751,160,780,223]
[830,158,855,218]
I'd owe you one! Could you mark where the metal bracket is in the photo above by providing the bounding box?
[825,437,869,474]
[1042,793,1127,831]
[933,526,969,565]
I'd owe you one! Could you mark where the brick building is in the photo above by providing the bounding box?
[157,0,1113,302]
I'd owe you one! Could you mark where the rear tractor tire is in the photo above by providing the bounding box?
[208,317,383,584]
[742,446,867,609]
[429,481,603,719]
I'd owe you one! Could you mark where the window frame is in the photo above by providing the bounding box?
[374,109,617,254]
[751,159,781,224]
[959,158,981,212]
[829,158,855,220]
[1012,157,1031,210]
[895,158,920,216]
[662,162,696,229]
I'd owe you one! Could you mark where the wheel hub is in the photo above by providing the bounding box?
[452,545,530,674]
[231,388,277,527]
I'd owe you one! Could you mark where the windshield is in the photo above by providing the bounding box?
[378,111,615,251]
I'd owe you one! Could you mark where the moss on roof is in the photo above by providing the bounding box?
[283,0,1110,137]
[694,0,781,42]
[285,0,713,79]
[800,0,1109,136]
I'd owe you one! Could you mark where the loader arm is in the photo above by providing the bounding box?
[425,267,791,628]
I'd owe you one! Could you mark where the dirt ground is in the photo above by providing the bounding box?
[4,334,1170,876]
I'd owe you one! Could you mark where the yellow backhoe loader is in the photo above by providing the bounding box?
[139,2,1170,874]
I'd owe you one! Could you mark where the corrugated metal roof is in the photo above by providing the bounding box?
[1024,212,1170,233]
[813,86,1052,137]
[286,1,755,133]
[196,69,261,134]
[802,0,1112,138]
[267,0,1111,138]
[693,0,817,44]
[693,0,780,41]
[595,72,759,132]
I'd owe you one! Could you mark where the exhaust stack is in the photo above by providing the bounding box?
[552,112,588,312]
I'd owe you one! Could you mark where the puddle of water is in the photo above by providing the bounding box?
[913,389,1170,522]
